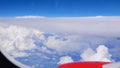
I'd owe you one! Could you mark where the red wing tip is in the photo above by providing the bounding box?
[58,61,111,68]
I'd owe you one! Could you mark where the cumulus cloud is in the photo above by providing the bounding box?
[0,25,112,57]
[0,25,114,59]
[15,15,45,19]
[58,56,74,65]
[0,25,89,57]
[44,34,92,54]
[0,25,44,58]
[80,45,112,62]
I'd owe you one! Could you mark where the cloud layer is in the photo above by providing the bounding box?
[0,16,120,68]
[0,16,120,36]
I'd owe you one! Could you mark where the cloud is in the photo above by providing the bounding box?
[0,25,91,57]
[80,45,112,62]
[57,56,74,65]
[15,16,45,19]
[0,25,44,58]
[103,62,120,68]
[95,15,103,18]
[44,32,112,54]
[0,25,113,57]
[0,16,120,68]
[0,45,30,68]
[0,16,120,37]
[0,24,118,68]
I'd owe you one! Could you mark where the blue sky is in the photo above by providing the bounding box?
[0,0,120,17]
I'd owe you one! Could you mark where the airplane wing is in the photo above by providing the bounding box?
[59,62,110,68]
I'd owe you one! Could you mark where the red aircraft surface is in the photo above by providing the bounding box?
[58,61,111,68]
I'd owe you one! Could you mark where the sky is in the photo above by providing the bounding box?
[1,0,120,68]
[0,0,120,17]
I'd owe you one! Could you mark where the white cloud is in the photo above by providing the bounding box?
[103,62,120,68]
[15,15,45,19]
[0,25,115,60]
[95,15,103,18]
[0,25,87,58]
[0,25,44,58]
[58,56,74,65]
[0,16,120,37]
[44,34,92,53]
[10,51,29,58]
[80,45,112,62]
[0,16,119,68]
[0,25,112,56]
[45,35,70,53]
[0,45,30,68]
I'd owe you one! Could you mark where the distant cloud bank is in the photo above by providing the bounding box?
[0,16,120,36]
[15,15,45,19]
